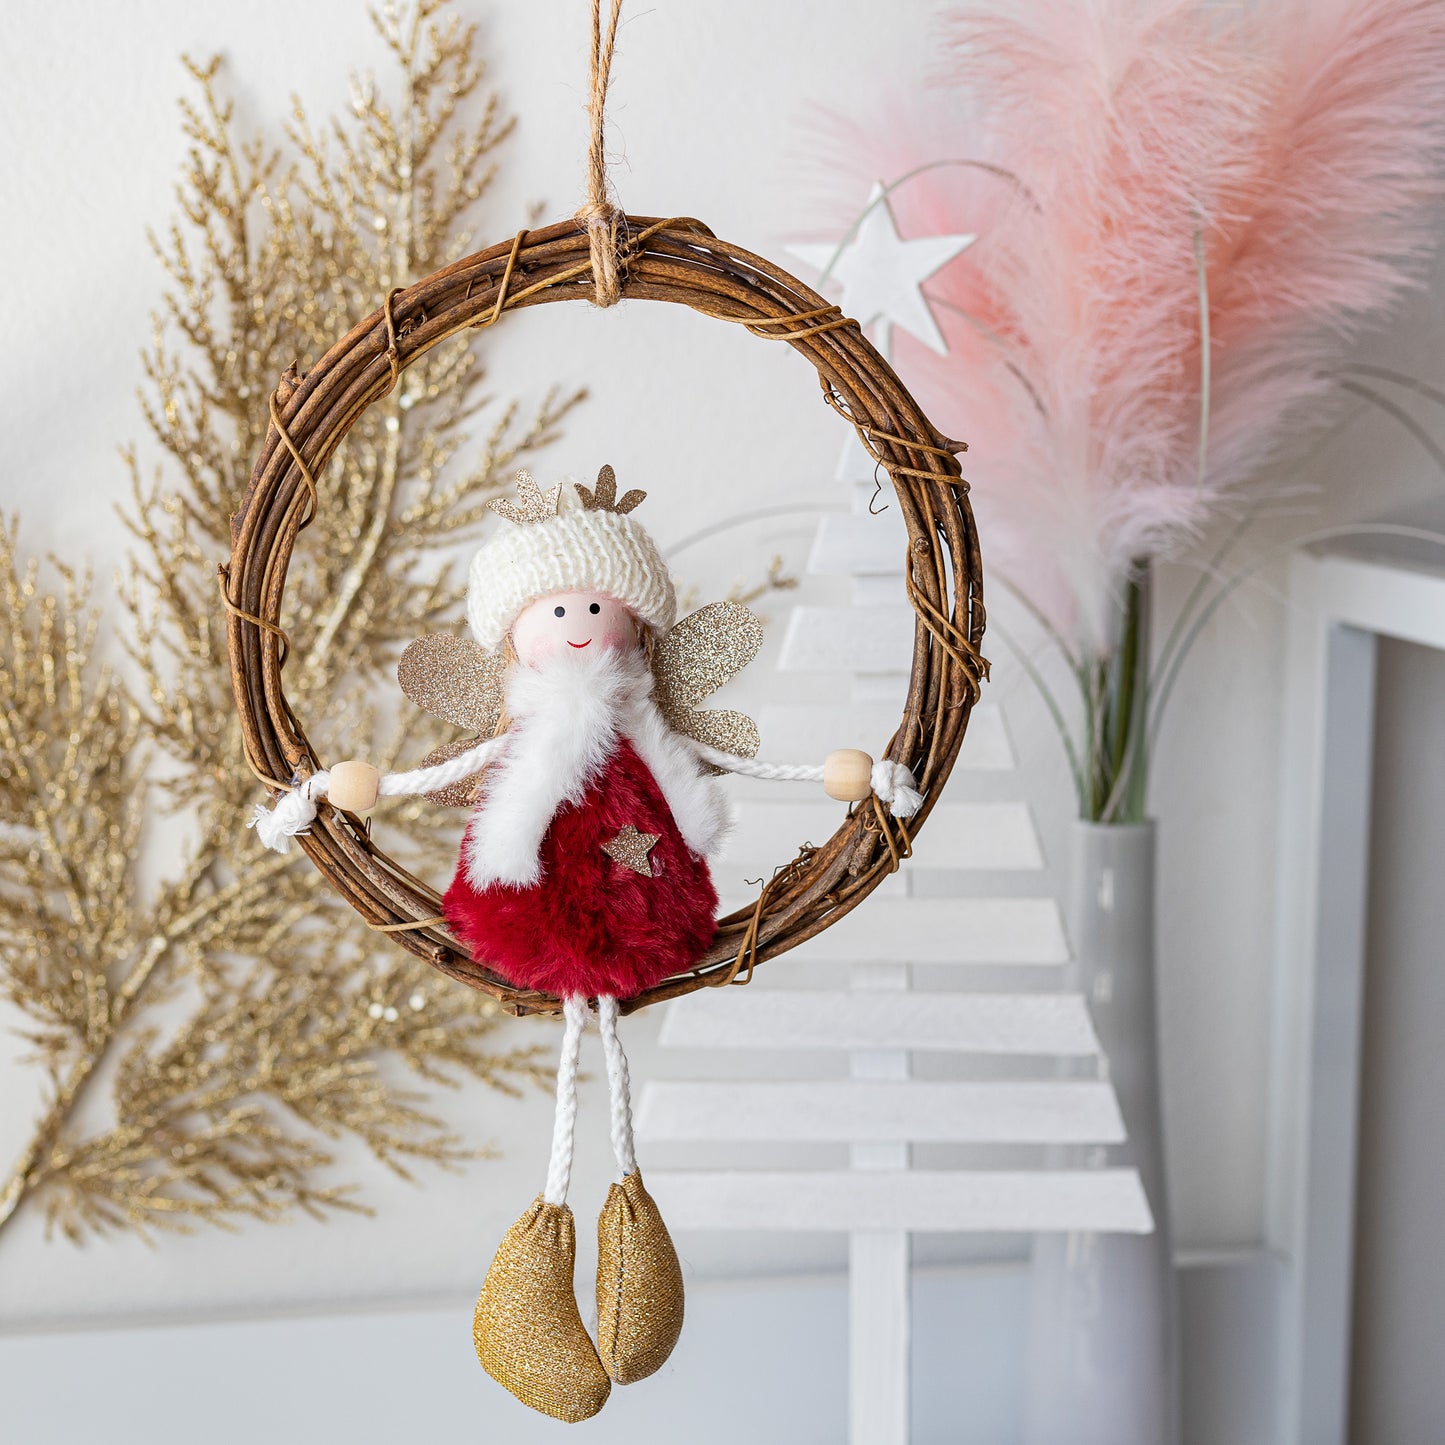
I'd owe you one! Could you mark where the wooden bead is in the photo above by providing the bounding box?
[823,748,874,803]
[327,759,380,814]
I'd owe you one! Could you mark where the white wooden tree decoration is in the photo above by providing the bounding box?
[636,191,1151,1445]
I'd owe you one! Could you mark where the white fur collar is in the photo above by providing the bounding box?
[463,647,729,889]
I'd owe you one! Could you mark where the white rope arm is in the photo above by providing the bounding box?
[375,736,505,797]
[693,742,923,818]
[693,744,824,784]
[248,734,505,854]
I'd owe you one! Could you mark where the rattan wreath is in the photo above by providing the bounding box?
[224,215,988,1017]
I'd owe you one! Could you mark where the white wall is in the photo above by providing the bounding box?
[1349,638,1445,1441]
[0,1264,1031,1445]
[1,0,1442,1430]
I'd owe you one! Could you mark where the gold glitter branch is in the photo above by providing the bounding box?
[0,522,143,1082]
[0,0,576,1245]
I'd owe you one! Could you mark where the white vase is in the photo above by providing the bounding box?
[1021,819,1181,1445]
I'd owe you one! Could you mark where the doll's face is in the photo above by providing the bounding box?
[509,591,640,667]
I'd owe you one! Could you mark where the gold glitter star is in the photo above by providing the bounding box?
[488,470,563,525]
[602,825,661,877]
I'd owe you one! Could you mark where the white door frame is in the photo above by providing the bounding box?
[1270,546,1445,1445]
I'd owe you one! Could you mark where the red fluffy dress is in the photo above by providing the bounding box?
[441,648,726,1001]
[446,739,717,998]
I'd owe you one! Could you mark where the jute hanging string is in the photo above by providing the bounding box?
[578,0,625,307]
[223,16,988,1018]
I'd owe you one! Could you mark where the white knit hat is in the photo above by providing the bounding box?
[466,467,677,651]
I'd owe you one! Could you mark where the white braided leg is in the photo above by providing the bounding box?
[596,995,638,1180]
[542,994,589,1206]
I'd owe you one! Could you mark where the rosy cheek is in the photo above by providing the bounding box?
[603,621,636,651]
[516,632,555,666]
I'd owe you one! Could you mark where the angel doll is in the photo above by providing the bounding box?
[253,467,921,1422]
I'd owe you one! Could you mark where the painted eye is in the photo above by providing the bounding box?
[589,602,601,614]
[553,605,566,618]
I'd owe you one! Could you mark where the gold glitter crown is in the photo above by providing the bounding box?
[574,464,646,515]
[487,471,563,526]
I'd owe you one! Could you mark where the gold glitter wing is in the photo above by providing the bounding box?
[410,735,490,809]
[398,633,506,730]
[652,600,763,760]
[398,634,507,807]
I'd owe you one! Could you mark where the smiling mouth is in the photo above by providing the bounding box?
[567,639,592,649]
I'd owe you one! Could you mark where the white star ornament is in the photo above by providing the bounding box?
[787,183,976,357]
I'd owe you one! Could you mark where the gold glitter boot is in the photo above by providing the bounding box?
[473,1195,611,1422]
[595,1169,685,1384]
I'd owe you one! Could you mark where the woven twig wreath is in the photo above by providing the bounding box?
[225,215,987,1017]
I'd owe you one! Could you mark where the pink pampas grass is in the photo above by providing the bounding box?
[807,0,1445,649]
